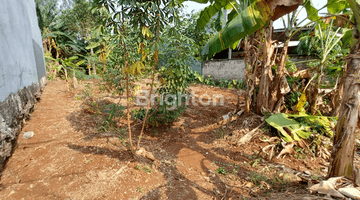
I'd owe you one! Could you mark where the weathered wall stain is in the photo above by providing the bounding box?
[0,0,46,170]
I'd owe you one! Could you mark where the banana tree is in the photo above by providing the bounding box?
[187,0,360,182]
[61,56,85,89]
[185,0,302,59]
[187,0,305,113]
[324,0,360,184]
[302,0,360,183]
[85,30,114,75]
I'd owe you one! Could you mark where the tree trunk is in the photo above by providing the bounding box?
[244,38,251,113]
[269,39,290,112]
[328,43,360,181]
[256,21,275,114]
[54,46,59,79]
[331,75,344,117]
[91,48,96,75]
[73,69,78,89]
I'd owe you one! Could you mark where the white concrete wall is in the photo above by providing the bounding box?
[0,0,46,102]
[202,59,246,81]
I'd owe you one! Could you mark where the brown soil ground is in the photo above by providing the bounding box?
[0,80,355,200]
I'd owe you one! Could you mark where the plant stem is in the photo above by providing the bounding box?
[121,13,133,151]
[136,14,160,150]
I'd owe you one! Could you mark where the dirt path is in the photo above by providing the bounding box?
[0,80,321,200]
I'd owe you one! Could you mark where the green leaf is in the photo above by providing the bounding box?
[86,42,100,50]
[76,60,85,66]
[327,0,349,14]
[265,113,312,142]
[197,0,234,29]
[227,9,238,23]
[41,31,68,39]
[303,0,320,21]
[201,0,270,59]
[342,28,353,48]
[215,9,224,31]
[180,0,209,3]
[68,56,79,60]
[287,113,335,137]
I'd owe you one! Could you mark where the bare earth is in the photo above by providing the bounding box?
[0,80,336,199]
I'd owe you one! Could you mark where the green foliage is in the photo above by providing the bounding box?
[192,71,204,83]
[35,0,59,31]
[265,111,336,142]
[190,72,246,89]
[59,0,101,38]
[135,163,152,173]
[158,36,193,95]
[285,57,297,73]
[218,78,246,89]
[200,0,271,59]
[37,0,104,79]
[132,25,196,126]
[137,186,143,193]
[297,28,343,60]
[303,0,320,21]
[100,66,126,95]
[83,97,125,132]
[284,90,306,110]
[176,10,213,57]
[204,75,216,86]
[250,171,268,186]
[216,167,228,175]
[132,106,186,127]
[294,146,305,159]
[266,113,312,142]
[75,70,100,80]
[327,0,349,14]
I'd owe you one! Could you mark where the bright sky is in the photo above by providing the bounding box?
[182,0,328,29]
[182,1,209,14]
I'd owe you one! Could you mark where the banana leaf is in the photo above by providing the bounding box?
[266,112,337,142]
[265,113,312,142]
[196,0,235,30]
[201,0,270,59]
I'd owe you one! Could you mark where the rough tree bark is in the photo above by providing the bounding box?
[256,21,275,114]
[244,37,258,113]
[269,39,290,112]
[242,0,302,113]
[328,43,360,182]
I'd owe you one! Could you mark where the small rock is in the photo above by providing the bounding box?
[23,131,34,140]
[135,147,156,161]
[222,114,229,120]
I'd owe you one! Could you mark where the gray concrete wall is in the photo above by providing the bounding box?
[202,59,246,81]
[0,0,46,102]
[0,0,46,169]
[202,55,314,81]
